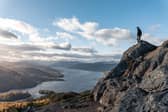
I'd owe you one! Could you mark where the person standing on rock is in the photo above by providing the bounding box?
[137,26,142,43]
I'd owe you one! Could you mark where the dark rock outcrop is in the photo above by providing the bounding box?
[93,40,168,112]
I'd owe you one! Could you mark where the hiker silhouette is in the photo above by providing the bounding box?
[136,26,142,43]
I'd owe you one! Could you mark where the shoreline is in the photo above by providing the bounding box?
[0,61,64,93]
[0,90,100,112]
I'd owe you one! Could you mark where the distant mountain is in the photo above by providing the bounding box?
[0,62,63,93]
[51,61,117,72]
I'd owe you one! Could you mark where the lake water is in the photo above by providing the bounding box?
[27,67,103,98]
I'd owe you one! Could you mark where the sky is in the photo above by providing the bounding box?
[0,0,168,62]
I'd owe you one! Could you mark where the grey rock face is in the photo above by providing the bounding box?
[93,40,168,112]
[119,88,148,112]
[140,65,168,92]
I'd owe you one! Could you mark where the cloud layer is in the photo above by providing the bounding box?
[0,17,164,62]
[0,18,38,40]
[54,17,131,46]
[0,28,18,39]
[0,17,102,62]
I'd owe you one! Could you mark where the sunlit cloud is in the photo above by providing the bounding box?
[56,32,75,40]
[0,18,38,37]
[0,17,128,62]
[54,17,131,46]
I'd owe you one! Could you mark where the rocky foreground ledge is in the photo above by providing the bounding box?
[93,40,168,112]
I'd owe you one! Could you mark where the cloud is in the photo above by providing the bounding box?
[0,41,72,55]
[56,32,75,40]
[0,28,18,39]
[52,42,72,50]
[0,42,72,62]
[54,17,131,46]
[0,44,44,53]
[0,18,38,36]
[95,28,130,39]
[0,18,72,51]
[0,17,127,62]
[0,18,47,43]
[94,28,131,46]
[54,17,98,38]
[54,17,98,33]
[19,42,72,51]
[142,33,164,45]
[0,43,120,62]
[11,44,44,51]
[72,47,97,54]
[23,51,121,62]
[149,24,161,31]
[54,17,81,32]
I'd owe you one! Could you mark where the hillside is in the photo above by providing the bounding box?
[0,62,63,93]
[93,40,168,112]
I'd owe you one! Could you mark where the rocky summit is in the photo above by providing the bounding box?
[93,40,168,112]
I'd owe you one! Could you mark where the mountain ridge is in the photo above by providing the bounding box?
[0,62,63,93]
[51,61,117,72]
